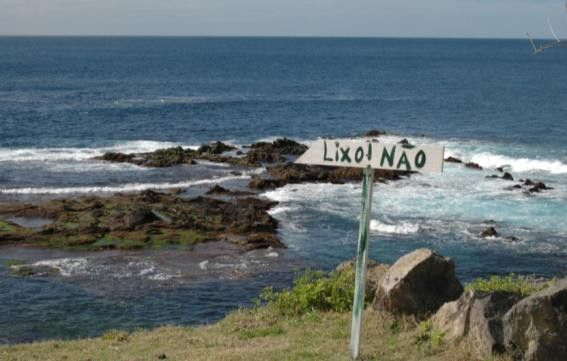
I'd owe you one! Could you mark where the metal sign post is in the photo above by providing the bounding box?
[296,138,444,359]
[350,166,373,359]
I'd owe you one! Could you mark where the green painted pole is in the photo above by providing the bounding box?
[350,166,374,359]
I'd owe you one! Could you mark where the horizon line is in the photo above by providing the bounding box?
[0,34,555,41]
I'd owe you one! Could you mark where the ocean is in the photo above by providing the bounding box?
[0,37,566,344]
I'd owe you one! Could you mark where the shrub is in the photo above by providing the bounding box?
[259,269,355,316]
[465,274,555,297]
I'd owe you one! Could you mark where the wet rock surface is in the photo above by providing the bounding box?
[0,190,282,251]
[249,163,411,190]
[481,227,499,238]
[465,162,483,170]
[445,156,463,163]
[94,138,308,169]
[505,179,553,194]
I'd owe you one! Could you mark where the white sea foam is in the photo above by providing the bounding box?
[0,175,250,195]
[0,140,197,163]
[469,152,567,174]
[369,220,421,235]
[31,258,88,277]
[268,206,297,216]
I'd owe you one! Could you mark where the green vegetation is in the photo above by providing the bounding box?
[0,191,281,251]
[466,274,556,297]
[9,266,35,277]
[1,259,25,267]
[0,220,18,232]
[258,269,356,316]
[6,270,557,360]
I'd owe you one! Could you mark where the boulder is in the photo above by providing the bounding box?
[503,278,567,361]
[502,172,514,181]
[373,249,463,317]
[432,290,521,355]
[432,290,475,340]
[481,227,498,238]
[528,182,550,193]
[465,162,483,170]
[336,259,389,302]
[469,291,522,355]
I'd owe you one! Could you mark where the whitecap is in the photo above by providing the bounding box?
[0,140,197,163]
[30,257,88,277]
[369,220,421,235]
[470,152,567,174]
[0,174,251,195]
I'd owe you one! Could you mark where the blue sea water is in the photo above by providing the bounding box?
[0,37,566,344]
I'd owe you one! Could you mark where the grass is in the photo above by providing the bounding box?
[465,274,556,297]
[0,308,511,361]
[0,269,527,360]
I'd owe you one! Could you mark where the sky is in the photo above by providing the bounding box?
[0,0,566,38]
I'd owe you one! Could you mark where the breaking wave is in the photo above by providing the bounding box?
[0,175,250,195]
[469,152,567,174]
[369,220,421,235]
[0,140,198,163]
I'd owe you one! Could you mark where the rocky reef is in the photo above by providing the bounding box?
[94,137,411,189]
[94,138,307,168]
[0,190,282,251]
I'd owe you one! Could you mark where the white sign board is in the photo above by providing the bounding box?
[296,139,444,173]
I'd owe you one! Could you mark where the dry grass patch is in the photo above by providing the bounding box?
[1,307,511,361]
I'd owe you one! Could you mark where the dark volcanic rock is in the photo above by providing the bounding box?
[373,249,463,317]
[248,175,287,190]
[205,185,254,196]
[98,152,136,163]
[465,162,483,170]
[506,184,523,191]
[95,147,197,168]
[528,182,550,193]
[0,192,282,251]
[246,138,308,163]
[197,141,236,155]
[248,163,411,190]
[364,130,387,137]
[481,227,498,238]
[503,278,567,361]
[502,172,514,181]
[445,156,463,163]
